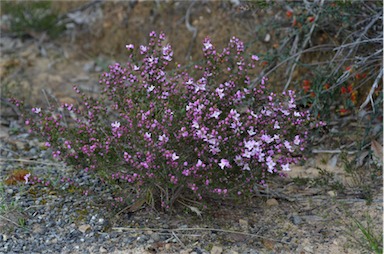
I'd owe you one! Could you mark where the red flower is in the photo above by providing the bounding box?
[286,10,293,18]
[323,83,330,90]
[302,80,311,93]
[351,91,358,105]
[341,86,348,94]
[307,16,315,23]
[292,18,297,27]
[347,84,353,93]
[339,108,349,116]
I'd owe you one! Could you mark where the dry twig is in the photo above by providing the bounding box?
[112,226,292,244]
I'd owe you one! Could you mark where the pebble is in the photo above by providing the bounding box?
[78,224,91,233]
[266,198,279,206]
[211,246,223,254]
[151,233,160,242]
[238,219,248,230]
[290,215,302,225]
[99,246,108,253]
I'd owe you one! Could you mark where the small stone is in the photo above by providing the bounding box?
[165,243,172,250]
[327,190,337,197]
[151,233,160,242]
[266,198,279,206]
[211,246,223,254]
[264,33,271,42]
[6,189,13,194]
[78,224,91,233]
[238,219,248,230]
[180,250,192,254]
[291,215,302,225]
[83,61,95,73]
[99,246,108,253]
[14,141,26,151]
[32,224,46,235]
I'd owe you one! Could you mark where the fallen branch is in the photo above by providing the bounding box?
[112,226,292,244]
[359,67,383,111]
[0,158,63,167]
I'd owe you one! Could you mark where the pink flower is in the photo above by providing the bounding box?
[32,108,41,114]
[218,159,230,169]
[261,76,268,85]
[215,88,225,99]
[284,141,293,152]
[24,173,31,184]
[210,110,222,119]
[261,134,273,144]
[171,152,179,161]
[294,135,301,145]
[126,44,134,50]
[158,134,168,142]
[266,156,276,173]
[140,45,148,54]
[282,163,290,171]
[252,55,259,61]
[243,163,250,171]
[247,127,256,136]
[111,121,120,128]
[203,41,213,51]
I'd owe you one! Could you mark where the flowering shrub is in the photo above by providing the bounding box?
[12,32,323,209]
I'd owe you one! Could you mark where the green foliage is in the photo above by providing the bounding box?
[349,214,383,254]
[1,0,65,38]
[250,1,382,123]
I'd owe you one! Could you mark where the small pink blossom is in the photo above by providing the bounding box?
[203,41,213,50]
[218,159,230,169]
[32,108,41,114]
[171,152,179,161]
[24,173,31,184]
[261,134,273,143]
[111,121,120,128]
[252,55,259,61]
[126,44,134,50]
[266,156,276,173]
[140,45,148,54]
[210,110,222,119]
[261,76,268,85]
[215,88,225,99]
[282,163,290,171]
[294,135,301,145]
[158,134,168,142]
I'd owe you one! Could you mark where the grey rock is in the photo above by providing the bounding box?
[291,215,302,225]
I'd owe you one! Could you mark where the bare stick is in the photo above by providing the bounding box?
[185,0,197,61]
[0,158,62,166]
[112,226,292,244]
[283,0,325,92]
[360,67,383,111]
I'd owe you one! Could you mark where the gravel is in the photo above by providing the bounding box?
[0,127,259,254]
